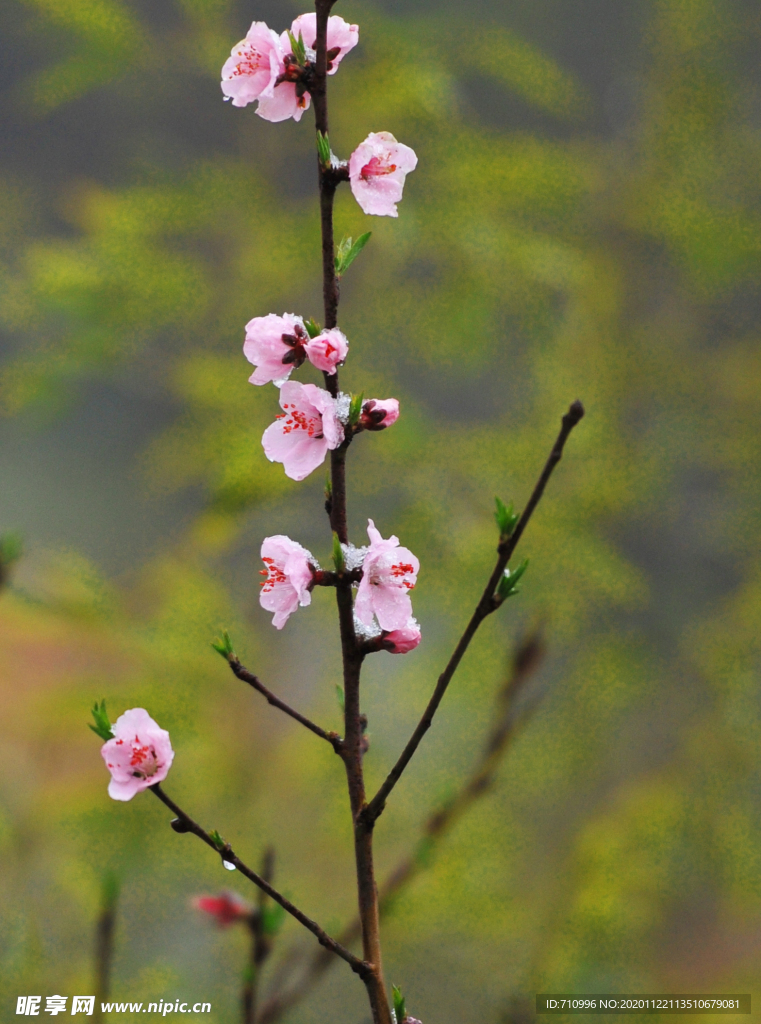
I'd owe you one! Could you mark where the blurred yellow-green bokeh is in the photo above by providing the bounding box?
[1,0,760,1021]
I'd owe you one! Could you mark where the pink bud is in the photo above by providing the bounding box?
[193,892,252,927]
[101,709,174,802]
[382,619,421,654]
[349,132,418,218]
[360,398,399,431]
[304,328,349,374]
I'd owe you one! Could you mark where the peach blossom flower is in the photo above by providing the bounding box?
[101,709,174,801]
[355,519,419,631]
[259,534,316,628]
[262,381,344,481]
[349,132,418,217]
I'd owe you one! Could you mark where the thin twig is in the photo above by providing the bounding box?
[361,400,583,827]
[226,655,342,753]
[149,783,370,979]
[255,627,547,1023]
[244,848,276,1024]
[92,872,120,1024]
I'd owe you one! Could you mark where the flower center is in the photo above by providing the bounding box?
[129,737,160,779]
[278,403,323,439]
[232,44,267,78]
[360,156,397,180]
[260,556,288,592]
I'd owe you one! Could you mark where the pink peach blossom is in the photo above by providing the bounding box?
[259,534,316,628]
[262,381,344,481]
[193,892,252,927]
[355,519,419,631]
[349,132,418,217]
[289,13,359,73]
[360,398,399,431]
[256,78,311,123]
[221,22,282,109]
[244,313,309,386]
[304,328,349,375]
[101,708,174,802]
[382,618,422,654]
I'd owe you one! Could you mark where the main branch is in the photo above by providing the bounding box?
[361,400,584,826]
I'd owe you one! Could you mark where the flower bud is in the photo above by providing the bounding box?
[359,399,399,431]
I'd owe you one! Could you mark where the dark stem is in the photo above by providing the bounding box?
[244,848,276,1024]
[226,654,342,752]
[149,784,370,979]
[92,873,119,1024]
[255,628,547,1024]
[361,401,584,826]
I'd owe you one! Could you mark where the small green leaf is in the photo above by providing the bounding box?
[316,130,331,168]
[335,684,345,713]
[304,317,321,339]
[332,532,345,573]
[0,532,23,567]
[211,630,234,659]
[392,985,406,1023]
[325,473,332,501]
[287,30,306,65]
[349,392,365,427]
[335,232,372,277]
[496,558,529,601]
[89,699,114,741]
[209,829,226,851]
[495,497,520,539]
[262,902,286,936]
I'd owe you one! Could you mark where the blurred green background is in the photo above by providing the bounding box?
[1,0,760,1020]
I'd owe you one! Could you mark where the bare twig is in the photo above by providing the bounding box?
[93,872,120,1024]
[149,783,370,979]
[243,848,276,1024]
[256,628,547,1023]
[226,654,342,753]
[361,402,584,827]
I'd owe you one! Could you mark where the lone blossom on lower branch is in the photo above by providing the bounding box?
[101,708,174,801]
[259,534,317,628]
[355,519,419,631]
[349,132,418,217]
[262,380,344,480]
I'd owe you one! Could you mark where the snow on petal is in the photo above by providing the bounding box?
[304,328,349,375]
[262,381,344,481]
[354,518,419,631]
[349,132,418,218]
[101,708,174,802]
[244,312,308,386]
[221,22,283,108]
[289,13,359,73]
[259,534,316,628]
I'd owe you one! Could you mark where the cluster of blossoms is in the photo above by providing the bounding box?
[222,15,417,217]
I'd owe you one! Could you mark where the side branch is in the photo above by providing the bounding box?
[149,784,370,979]
[362,401,584,825]
[226,655,342,753]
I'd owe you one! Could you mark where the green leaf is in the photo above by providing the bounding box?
[89,699,114,741]
[316,130,331,168]
[304,317,321,339]
[287,30,306,65]
[0,532,23,567]
[262,902,286,936]
[332,532,345,573]
[325,473,332,501]
[392,985,406,1023]
[349,392,365,427]
[496,558,530,601]
[495,497,520,539]
[209,829,226,851]
[335,232,372,278]
[211,629,234,659]
[335,684,345,713]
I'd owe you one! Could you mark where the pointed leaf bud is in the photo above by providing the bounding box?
[495,497,520,539]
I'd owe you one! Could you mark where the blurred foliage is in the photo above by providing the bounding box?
[1,0,761,1021]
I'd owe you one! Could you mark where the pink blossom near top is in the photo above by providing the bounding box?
[360,398,399,431]
[382,618,421,654]
[354,519,420,631]
[304,328,349,375]
[289,13,359,73]
[244,312,309,386]
[221,22,283,109]
[101,708,174,802]
[349,132,418,217]
[193,892,252,927]
[259,534,316,628]
[262,381,344,481]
